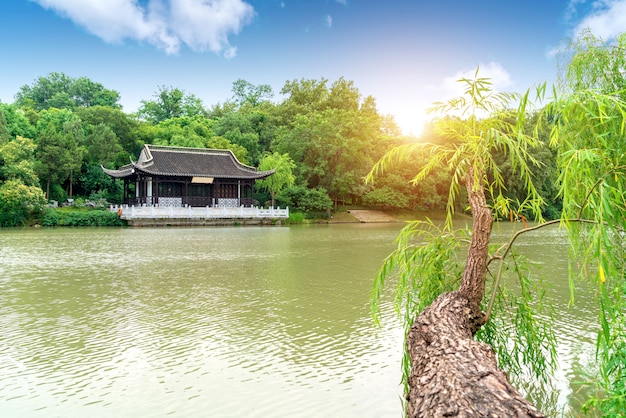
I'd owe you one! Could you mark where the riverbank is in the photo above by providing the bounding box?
[325,208,472,224]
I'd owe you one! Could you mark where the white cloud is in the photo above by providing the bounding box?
[31,0,255,56]
[436,62,513,101]
[325,14,333,28]
[335,0,347,5]
[572,0,626,40]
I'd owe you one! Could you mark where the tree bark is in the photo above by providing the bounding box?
[404,168,544,416]
[405,291,545,417]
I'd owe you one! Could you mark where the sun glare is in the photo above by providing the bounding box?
[395,108,430,138]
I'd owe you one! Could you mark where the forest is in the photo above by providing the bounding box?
[0,68,561,227]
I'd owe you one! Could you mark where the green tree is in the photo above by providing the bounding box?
[362,186,409,209]
[0,136,40,186]
[76,105,142,159]
[35,109,86,199]
[0,106,8,145]
[213,111,263,164]
[368,71,550,416]
[231,79,273,107]
[137,86,206,123]
[256,152,296,207]
[0,103,37,140]
[275,77,396,207]
[0,136,46,226]
[15,72,121,110]
[547,30,626,415]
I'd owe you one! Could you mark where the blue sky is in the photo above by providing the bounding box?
[1,0,626,134]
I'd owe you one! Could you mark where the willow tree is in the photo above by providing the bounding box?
[368,70,549,416]
[550,30,626,416]
[368,44,626,415]
[256,152,296,207]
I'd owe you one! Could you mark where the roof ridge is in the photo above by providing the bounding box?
[147,144,233,155]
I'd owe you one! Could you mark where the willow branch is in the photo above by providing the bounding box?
[484,217,600,322]
[577,165,626,219]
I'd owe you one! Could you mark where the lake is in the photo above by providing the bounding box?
[0,223,598,417]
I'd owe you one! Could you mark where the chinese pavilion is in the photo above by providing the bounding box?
[102,144,275,208]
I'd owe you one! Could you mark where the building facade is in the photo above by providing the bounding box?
[103,144,275,208]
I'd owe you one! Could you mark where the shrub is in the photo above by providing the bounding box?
[42,209,60,226]
[46,209,126,227]
[286,211,306,224]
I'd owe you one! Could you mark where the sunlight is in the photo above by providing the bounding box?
[394,105,430,137]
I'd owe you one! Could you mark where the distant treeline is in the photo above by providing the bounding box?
[0,72,560,227]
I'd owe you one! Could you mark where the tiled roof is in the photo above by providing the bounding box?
[103,145,274,180]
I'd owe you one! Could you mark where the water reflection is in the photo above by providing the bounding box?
[0,225,405,417]
[0,223,599,417]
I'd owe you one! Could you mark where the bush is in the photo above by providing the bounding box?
[42,209,60,226]
[286,211,306,224]
[363,186,409,210]
[276,185,332,212]
[0,179,46,227]
[44,208,126,227]
[49,183,67,203]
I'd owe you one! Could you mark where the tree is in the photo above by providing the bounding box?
[15,72,121,110]
[362,186,409,210]
[0,103,37,140]
[256,152,295,207]
[275,77,395,207]
[547,30,626,415]
[137,86,206,123]
[0,106,9,145]
[35,109,86,199]
[231,79,273,107]
[370,34,626,414]
[368,71,551,416]
[0,136,46,226]
[76,105,142,159]
[0,136,40,186]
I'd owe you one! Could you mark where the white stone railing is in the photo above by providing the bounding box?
[110,204,289,219]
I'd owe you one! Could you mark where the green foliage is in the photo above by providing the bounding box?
[79,163,122,200]
[35,108,87,198]
[0,136,40,186]
[15,72,121,110]
[368,71,557,405]
[363,186,409,209]
[276,185,332,212]
[231,79,273,107]
[368,70,544,229]
[478,253,558,411]
[42,208,59,226]
[75,105,142,158]
[541,32,626,413]
[0,179,46,226]
[256,152,296,206]
[0,106,9,144]
[285,211,306,224]
[0,103,36,140]
[371,220,464,391]
[44,208,126,226]
[137,86,206,123]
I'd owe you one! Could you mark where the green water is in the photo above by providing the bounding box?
[0,223,598,417]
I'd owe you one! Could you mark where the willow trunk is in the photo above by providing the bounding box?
[405,170,544,417]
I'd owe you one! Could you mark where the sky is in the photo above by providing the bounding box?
[1,0,626,135]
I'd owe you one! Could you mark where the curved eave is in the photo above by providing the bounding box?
[102,165,135,178]
[132,167,277,180]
